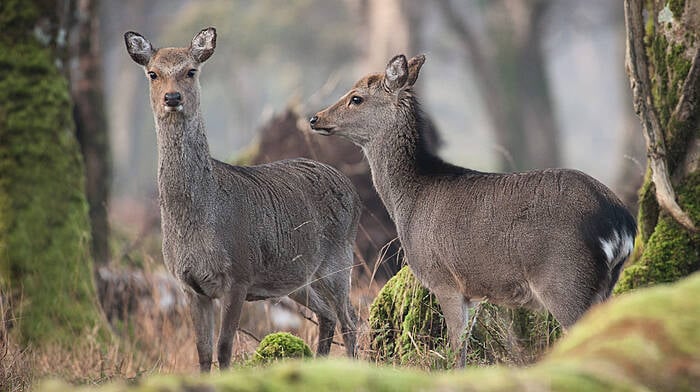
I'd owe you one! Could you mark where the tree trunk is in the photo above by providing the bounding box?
[616,0,699,291]
[0,0,110,346]
[69,0,111,266]
[437,0,560,171]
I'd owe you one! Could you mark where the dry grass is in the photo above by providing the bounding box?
[1,295,32,392]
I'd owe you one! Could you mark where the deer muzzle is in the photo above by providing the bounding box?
[309,114,335,135]
[164,92,183,112]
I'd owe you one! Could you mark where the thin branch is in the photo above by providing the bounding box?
[624,0,697,232]
[238,327,261,343]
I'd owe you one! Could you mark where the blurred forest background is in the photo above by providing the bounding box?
[106,0,642,220]
[8,0,700,388]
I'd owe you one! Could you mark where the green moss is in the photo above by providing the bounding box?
[368,266,450,368]
[646,31,692,174]
[36,273,700,391]
[677,171,700,222]
[637,170,659,242]
[669,0,686,18]
[0,0,39,37]
[616,172,700,293]
[252,332,313,364]
[0,30,107,345]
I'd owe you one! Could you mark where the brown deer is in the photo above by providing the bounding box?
[310,54,636,366]
[125,27,360,371]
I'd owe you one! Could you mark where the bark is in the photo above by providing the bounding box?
[616,0,700,292]
[0,0,110,346]
[436,0,560,171]
[69,0,111,265]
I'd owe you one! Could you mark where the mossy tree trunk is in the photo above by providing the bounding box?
[616,0,699,292]
[0,0,110,347]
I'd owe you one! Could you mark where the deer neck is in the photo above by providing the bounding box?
[364,117,424,225]
[155,111,215,219]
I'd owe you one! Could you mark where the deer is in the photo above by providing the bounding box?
[124,27,360,372]
[310,54,636,367]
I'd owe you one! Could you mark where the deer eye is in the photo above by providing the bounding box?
[187,69,197,78]
[350,96,363,105]
[148,71,157,80]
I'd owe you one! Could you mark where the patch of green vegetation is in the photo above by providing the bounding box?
[252,332,312,364]
[0,23,108,346]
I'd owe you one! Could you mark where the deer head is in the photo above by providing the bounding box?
[310,54,426,146]
[124,27,217,119]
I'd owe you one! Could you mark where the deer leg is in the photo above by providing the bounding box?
[434,292,469,368]
[217,285,247,370]
[289,286,336,356]
[464,301,482,352]
[186,290,215,372]
[337,299,359,358]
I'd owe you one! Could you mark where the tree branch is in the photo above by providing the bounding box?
[624,0,697,232]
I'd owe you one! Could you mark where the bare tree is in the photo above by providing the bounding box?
[69,0,111,265]
[436,0,560,171]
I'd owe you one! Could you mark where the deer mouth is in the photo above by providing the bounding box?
[164,104,184,113]
[310,126,336,135]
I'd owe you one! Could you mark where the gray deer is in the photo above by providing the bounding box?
[125,27,360,372]
[310,54,636,366]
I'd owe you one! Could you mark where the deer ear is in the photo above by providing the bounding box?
[124,31,154,66]
[384,55,408,92]
[406,54,426,86]
[190,27,216,63]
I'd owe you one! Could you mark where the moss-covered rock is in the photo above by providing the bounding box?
[37,272,700,391]
[0,1,109,347]
[252,333,312,364]
[369,266,560,368]
[368,266,449,368]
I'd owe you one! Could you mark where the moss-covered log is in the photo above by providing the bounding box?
[39,272,700,391]
[615,0,700,292]
[0,0,109,346]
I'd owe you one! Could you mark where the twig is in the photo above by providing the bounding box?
[237,327,261,343]
[369,237,401,289]
[624,0,697,232]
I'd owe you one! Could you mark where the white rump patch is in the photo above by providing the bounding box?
[599,230,634,265]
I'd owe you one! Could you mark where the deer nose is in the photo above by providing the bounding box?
[164,92,182,107]
[309,115,319,126]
